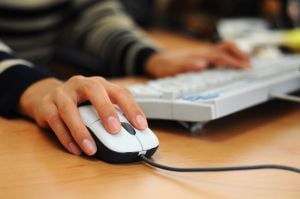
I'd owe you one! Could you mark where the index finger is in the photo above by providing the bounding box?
[218,42,251,67]
[78,77,121,134]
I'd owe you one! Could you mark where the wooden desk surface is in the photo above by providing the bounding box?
[1,30,300,199]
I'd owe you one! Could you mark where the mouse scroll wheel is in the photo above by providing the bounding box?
[121,122,136,135]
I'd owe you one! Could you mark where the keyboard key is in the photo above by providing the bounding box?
[129,85,162,99]
[183,93,219,101]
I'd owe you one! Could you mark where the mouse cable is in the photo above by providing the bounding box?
[140,155,300,174]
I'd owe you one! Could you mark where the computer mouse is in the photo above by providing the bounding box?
[78,105,159,163]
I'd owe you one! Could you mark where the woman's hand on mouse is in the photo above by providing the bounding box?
[145,41,250,78]
[18,76,148,156]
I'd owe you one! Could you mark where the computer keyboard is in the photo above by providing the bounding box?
[129,55,300,125]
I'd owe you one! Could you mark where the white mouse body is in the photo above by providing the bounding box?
[79,105,159,163]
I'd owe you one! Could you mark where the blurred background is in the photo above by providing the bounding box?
[121,0,299,35]
[121,0,300,56]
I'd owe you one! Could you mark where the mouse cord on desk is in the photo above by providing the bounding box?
[140,155,300,174]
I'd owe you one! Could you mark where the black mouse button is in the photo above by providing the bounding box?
[121,122,136,135]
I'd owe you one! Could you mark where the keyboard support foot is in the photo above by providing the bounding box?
[177,121,206,133]
[270,93,300,103]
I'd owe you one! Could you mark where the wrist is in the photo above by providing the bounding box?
[144,52,167,77]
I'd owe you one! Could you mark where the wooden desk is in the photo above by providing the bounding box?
[1,30,300,199]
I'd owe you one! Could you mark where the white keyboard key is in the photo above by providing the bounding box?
[129,85,162,99]
[148,82,181,99]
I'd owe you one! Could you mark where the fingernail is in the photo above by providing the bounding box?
[82,139,96,155]
[68,142,82,156]
[136,115,148,129]
[194,60,207,69]
[107,116,120,133]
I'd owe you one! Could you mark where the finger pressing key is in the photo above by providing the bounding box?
[104,82,148,130]
[79,77,121,134]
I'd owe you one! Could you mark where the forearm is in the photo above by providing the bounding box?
[69,0,159,76]
[0,40,51,117]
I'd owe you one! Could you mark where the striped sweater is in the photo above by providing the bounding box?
[0,0,158,117]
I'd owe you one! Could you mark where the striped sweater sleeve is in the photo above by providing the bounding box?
[69,0,159,76]
[0,40,51,117]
